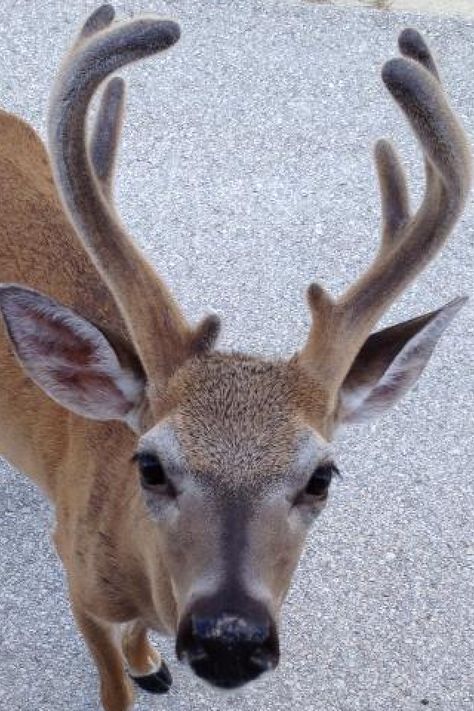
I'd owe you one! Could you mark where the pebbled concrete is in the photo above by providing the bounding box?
[0,2,472,710]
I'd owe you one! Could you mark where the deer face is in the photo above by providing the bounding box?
[0,282,464,691]
[134,354,333,687]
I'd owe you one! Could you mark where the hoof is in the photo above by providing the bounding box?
[129,659,172,694]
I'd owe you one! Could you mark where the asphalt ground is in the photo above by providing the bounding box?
[317,0,474,20]
[0,1,472,710]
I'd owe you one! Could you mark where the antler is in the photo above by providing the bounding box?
[48,5,219,405]
[299,30,471,394]
[90,76,126,200]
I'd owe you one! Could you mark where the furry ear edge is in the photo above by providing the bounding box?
[337,297,467,425]
[0,284,146,429]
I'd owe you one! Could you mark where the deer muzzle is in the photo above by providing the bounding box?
[176,594,280,688]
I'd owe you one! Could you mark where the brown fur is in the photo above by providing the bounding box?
[0,107,134,495]
[0,111,128,339]
[0,104,328,705]
[0,8,470,711]
[171,353,330,483]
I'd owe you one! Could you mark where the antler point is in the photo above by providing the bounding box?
[191,313,221,354]
[307,282,333,312]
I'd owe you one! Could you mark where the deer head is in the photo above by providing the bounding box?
[0,7,470,690]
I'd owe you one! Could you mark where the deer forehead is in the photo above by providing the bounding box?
[141,352,332,485]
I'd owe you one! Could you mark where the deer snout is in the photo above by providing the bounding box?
[176,598,279,688]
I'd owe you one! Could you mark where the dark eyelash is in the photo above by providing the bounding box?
[131,451,156,464]
[314,461,341,480]
[326,463,342,480]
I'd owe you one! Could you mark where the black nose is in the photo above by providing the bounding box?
[176,602,279,688]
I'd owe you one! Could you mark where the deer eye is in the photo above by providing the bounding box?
[134,452,167,488]
[305,462,338,497]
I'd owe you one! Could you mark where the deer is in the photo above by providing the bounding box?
[0,4,470,710]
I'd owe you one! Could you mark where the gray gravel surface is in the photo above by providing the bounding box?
[0,1,473,710]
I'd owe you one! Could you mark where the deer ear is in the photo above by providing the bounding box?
[0,285,145,427]
[337,298,467,425]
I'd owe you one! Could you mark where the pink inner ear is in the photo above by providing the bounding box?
[19,308,97,364]
[369,368,413,399]
[48,366,133,417]
[0,285,143,422]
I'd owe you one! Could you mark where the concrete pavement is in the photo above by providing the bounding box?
[0,1,472,710]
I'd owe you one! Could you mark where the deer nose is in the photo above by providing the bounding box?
[176,610,279,688]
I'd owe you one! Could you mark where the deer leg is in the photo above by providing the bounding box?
[71,601,135,711]
[122,620,172,694]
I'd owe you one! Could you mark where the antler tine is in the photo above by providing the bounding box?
[77,3,115,43]
[374,139,411,245]
[48,6,218,401]
[90,77,126,199]
[76,5,125,197]
[345,48,472,312]
[398,28,440,80]
[300,32,471,392]
[374,31,442,249]
[86,30,218,344]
